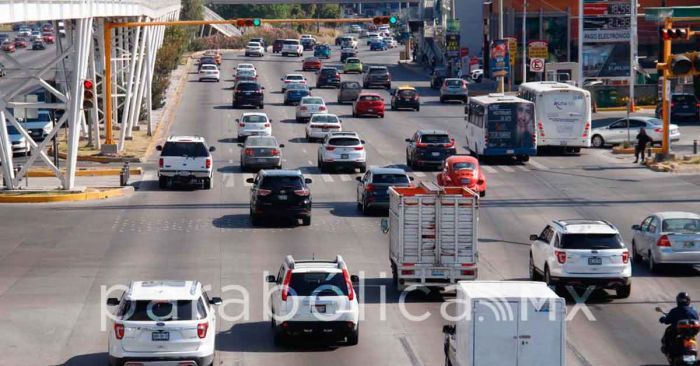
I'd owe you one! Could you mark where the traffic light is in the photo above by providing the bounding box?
[252,18,261,27]
[83,79,95,109]
[373,16,397,26]
[660,28,690,41]
[235,19,260,27]
[657,52,700,77]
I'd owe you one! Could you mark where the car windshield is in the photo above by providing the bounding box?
[398,90,417,97]
[559,233,624,250]
[311,115,339,123]
[446,80,463,87]
[302,98,324,105]
[6,125,19,134]
[452,162,476,170]
[236,83,259,91]
[328,137,360,146]
[287,83,308,91]
[161,142,208,157]
[673,95,697,103]
[662,218,700,233]
[369,68,387,74]
[420,134,450,143]
[287,75,304,81]
[288,272,349,297]
[359,95,381,101]
[373,174,410,184]
[120,300,206,321]
[347,59,360,64]
[260,176,304,190]
[343,82,361,89]
[246,137,276,147]
[242,115,268,123]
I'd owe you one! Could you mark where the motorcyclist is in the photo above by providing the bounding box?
[660,292,699,355]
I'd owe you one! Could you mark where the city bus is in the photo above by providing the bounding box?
[465,94,537,162]
[518,81,592,153]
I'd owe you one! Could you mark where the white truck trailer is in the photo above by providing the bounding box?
[442,281,566,366]
[383,182,479,291]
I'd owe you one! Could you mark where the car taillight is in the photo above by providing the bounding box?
[325,146,335,151]
[354,146,364,150]
[671,102,676,108]
[461,263,476,276]
[319,106,327,111]
[538,121,545,137]
[245,148,254,156]
[300,106,307,111]
[555,250,567,264]
[401,263,414,275]
[654,128,662,133]
[264,123,270,127]
[158,158,163,168]
[271,149,280,156]
[444,140,455,148]
[205,158,211,169]
[294,188,310,196]
[281,270,292,301]
[197,322,208,338]
[416,142,428,148]
[284,80,291,83]
[257,189,272,196]
[696,103,700,108]
[239,122,245,127]
[342,266,355,301]
[114,323,125,339]
[366,183,375,192]
[621,251,629,264]
[657,235,671,247]
[582,122,590,138]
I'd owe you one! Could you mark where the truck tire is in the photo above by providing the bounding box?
[616,284,631,299]
[203,178,212,190]
[158,176,167,189]
[347,327,359,345]
[302,216,311,226]
[529,255,541,281]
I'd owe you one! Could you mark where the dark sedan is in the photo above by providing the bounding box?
[232,81,265,109]
[239,136,284,172]
[655,93,700,121]
[248,169,312,226]
[405,130,457,170]
[356,167,413,214]
[316,67,341,89]
[31,40,45,50]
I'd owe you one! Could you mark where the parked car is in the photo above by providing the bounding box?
[316,67,341,89]
[405,130,457,170]
[655,93,700,121]
[337,81,362,104]
[631,212,700,272]
[106,281,222,366]
[390,85,420,111]
[302,57,322,71]
[590,116,680,148]
[363,66,391,89]
[343,57,363,74]
[237,112,272,142]
[529,219,631,298]
[313,44,331,59]
[272,39,285,53]
[283,83,311,106]
[198,64,220,82]
[232,81,265,109]
[239,135,284,172]
[440,78,469,103]
[436,155,487,197]
[306,113,342,142]
[317,131,367,173]
[295,96,327,123]
[430,67,448,89]
[247,170,312,226]
[156,136,215,189]
[245,41,265,57]
[356,167,413,214]
[353,93,385,118]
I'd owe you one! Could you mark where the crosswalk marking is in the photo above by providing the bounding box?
[322,174,334,183]
[500,165,515,173]
[481,166,497,174]
[340,174,351,182]
[413,171,426,177]
[515,165,529,172]
[528,160,548,171]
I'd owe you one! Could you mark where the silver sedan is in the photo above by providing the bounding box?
[239,136,284,172]
[590,116,680,148]
[631,211,700,272]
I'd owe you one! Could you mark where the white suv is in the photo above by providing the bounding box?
[157,136,216,189]
[237,112,272,142]
[267,255,360,346]
[106,281,222,366]
[281,39,303,57]
[529,219,632,298]
[317,131,366,173]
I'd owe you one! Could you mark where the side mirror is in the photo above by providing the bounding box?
[350,275,359,283]
[106,297,120,306]
[339,119,343,123]
[529,234,539,241]
[361,140,366,144]
[156,145,163,151]
[305,178,313,184]
[238,144,244,148]
[266,275,276,283]
[246,178,255,184]
[235,118,240,122]
[405,138,411,142]
[209,297,223,305]
[269,120,273,123]
[209,146,216,152]
[279,144,285,148]
[280,78,284,81]
[409,176,415,181]
[356,176,362,182]
[442,325,456,335]
[631,224,641,231]
[261,86,265,90]
[380,217,390,234]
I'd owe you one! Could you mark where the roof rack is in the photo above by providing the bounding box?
[553,219,616,230]
[284,255,346,269]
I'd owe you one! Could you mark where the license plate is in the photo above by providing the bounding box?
[506,149,514,154]
[244,92,253,95]
[368,109,374,112]
[278,195,287,200]
[432,152,440,157]
[588,257,602,265]
[432,270,445,276]
[341,154,349,159]
[178,171,190,176]
[684,241,695,248]
[560,141,568,146]
[152,331,169,341]
[683,355,696,362]
[322,128,329,132]
[314,305,326,313]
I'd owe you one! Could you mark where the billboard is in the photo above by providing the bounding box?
[582,43,631,78]
[446,34,460,59]
[490,39,510,78]
[487,102,535,149]
[580,0,632,80]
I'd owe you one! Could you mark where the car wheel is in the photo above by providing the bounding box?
[440,97,445,103]
[361,199,369,215]
[416,106,420,112]
[616,284,631,299]
[296,117,302,123]
[359,164,366,173]
[302,216,311,226]
[632,241,642,264]
[391,104,396,111]
[203,178,212,190]
[648,251,659,273]
[479,190,485,198]
[250,214,261,227]
[544,266,560,295]
[529,254,541,281]
[380,114,384,118]
[347,327,359,346]
[158,176,167,189]
[591,135,605,148]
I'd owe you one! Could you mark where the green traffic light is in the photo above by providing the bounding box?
[253,18,261,26]
[389,16,397,24]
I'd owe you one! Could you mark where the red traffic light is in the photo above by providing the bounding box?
[373,16,390,25]
[236,19,246,27]
[660,28,689,40]
[83,79,94,89]
[245,19,253,27]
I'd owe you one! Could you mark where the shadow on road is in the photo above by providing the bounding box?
[61,352,109,366]
[216,321,340,353]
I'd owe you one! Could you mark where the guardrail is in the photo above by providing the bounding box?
[0,0,180,23]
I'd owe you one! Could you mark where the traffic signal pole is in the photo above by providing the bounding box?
[661,18,672,156]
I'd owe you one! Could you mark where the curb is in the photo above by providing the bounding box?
[27,167,143,177]
[47,150,142,163]
[596,105,656,112]
[611,147,662,155]
[0,186,134,203]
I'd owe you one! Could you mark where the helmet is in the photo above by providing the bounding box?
[676,292,691,307]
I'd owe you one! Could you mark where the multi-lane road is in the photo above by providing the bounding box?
[0,44,699,366]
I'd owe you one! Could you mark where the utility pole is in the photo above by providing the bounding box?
[498,0,505,92]
[522,0,527,84]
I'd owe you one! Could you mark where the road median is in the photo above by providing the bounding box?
[26,167,143,177]
[0,186,134,203]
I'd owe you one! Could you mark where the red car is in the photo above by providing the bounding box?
[352,93,385,118]
[302,57,322,71]
[14,38,29,48]
[436,155,487,197]
[2,42,16,52]
[42,33,55,44]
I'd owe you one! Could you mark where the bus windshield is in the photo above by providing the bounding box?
[486,102,535,149]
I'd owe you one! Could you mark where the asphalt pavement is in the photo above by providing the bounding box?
[0,45,699,366]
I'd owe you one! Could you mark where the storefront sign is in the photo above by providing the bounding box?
[528,40,549,59]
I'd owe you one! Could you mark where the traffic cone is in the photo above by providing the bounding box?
[629,99,636,112]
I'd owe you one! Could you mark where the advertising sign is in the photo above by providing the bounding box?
[506,37,518,65]
[446,34,460,59]
[424,25,435,38]
[528,40,549,59]
[447,19,460,33]
[490,39,510,78]
[582,43,630,78]
[487,102,535,149]
[581,0,632,80]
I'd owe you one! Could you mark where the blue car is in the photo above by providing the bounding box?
[314,44,331,59]
[370,39,387,51]
[284,83,311,105]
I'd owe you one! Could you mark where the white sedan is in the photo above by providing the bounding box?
[385,37,398,48]
[236,63,257,76]
[237,112,272,142]
[305,113,342,142]
[198,64,220,82]
[590,116,680,148]
[245,42,265,57]
[281,73,307,92]
[295,96,327,123]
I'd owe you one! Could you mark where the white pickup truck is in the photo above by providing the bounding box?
[382,182,479,291]
[156,136,216,189]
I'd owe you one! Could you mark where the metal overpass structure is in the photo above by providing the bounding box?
[0,0,180,190]
[205,0,418,4]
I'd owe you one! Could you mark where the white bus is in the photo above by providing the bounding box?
[465,93,537,162]
[518,81,592,153]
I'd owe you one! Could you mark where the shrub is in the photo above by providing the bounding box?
[190,28,300,51]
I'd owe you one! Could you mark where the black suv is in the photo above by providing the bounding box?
[656,93,699,121]
[232,81,265,109]
[316,67,341,89]
[247,170,312,226]
[405,130,456,170]
[198,56,216,72]
[363,66,391,89]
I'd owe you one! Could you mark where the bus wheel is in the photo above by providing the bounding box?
[519,155,530,162]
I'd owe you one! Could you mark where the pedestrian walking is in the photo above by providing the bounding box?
[634,128,652,164]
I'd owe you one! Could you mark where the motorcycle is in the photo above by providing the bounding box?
[656,306,700,366]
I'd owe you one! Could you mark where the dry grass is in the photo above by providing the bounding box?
[55,128,153,158]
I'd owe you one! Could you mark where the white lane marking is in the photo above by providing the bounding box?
[302,148,307,154]
[481,166,497,174]
[500,165,515,173]
[142,170,157,182]
[413,171,426,177]
[515,165,529,172]
[340,174,351,182]
[228,159,234,164]
[322,174,334,183]
[528,159,548,171]
[308,160,314,166]
[221,173,235,188]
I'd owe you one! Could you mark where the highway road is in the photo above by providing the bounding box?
[0,45,699,366]
[0,35,59,92]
